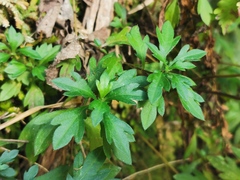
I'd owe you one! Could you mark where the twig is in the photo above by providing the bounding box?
[200,90,240,100]
[0,139,28,143]
[194,74,240,80]
[128,0,154,15]
[0,99,82,130]
[123,159,189,180]
[0,147,49,173]
[79,141,86,158]
[139,135,178,174]
[0,103,63,130]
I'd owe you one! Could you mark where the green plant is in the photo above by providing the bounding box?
[17,21,206,178]
[0,26,60,108]
[214,0,239,34]
[142,21,205,129]
[0,149,18,179]
[0,0,38,30]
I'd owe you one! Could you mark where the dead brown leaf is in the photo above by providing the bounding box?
[37,0,74,37]
[88,27,111,43]
[46,34,84,89]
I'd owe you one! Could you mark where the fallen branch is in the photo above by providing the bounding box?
[123,158,189,180]
[0,98,81,130]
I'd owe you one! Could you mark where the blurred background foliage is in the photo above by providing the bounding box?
[1,0,240,179]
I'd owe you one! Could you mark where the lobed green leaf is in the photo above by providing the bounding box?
[32,65,46,81]
[18,47,42,60]
[4,60,26,79]
[105,27,130,46]
[0,81,21,101]
[103,113,134,164]
[96,71,112,98]
[5,26,24,52]
[0,53,11,63]
[106,83,146,104]
[23,85,44,108]
[52,73,96,99]
[51,107,86,150]
[0,150,19,164]
[23,165,39,180]
[126,26,149,64]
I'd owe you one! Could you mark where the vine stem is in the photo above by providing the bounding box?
[139,135,179,174]
[122,158,189,180]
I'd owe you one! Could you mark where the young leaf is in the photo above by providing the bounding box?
[103,113,134,164]
[114,2,127,22]
[0,53,11,63]
[23,85,44,108]
[126,26,149,64]
[104,26,130,46]
[197,0,213,26]
[5,26,24,51]
[156,21,181,57]
[32,65,46,81]
[36,43,61,64]
[96,71,112,98]
[147,71,170,104]
[87,57,103,90]
[110,17,124,28]
[165,0,180,27]
[147,42,167,64]
[51,107,87,150]
[0,81,21,101]
[214,0,238,34]
[89,100,110,126]
[17,71,31,86]
[4,60,26,79]
[52,72,96,99]
[100,53,123,79]
[141,101,157,130]
[23,165,39,180]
